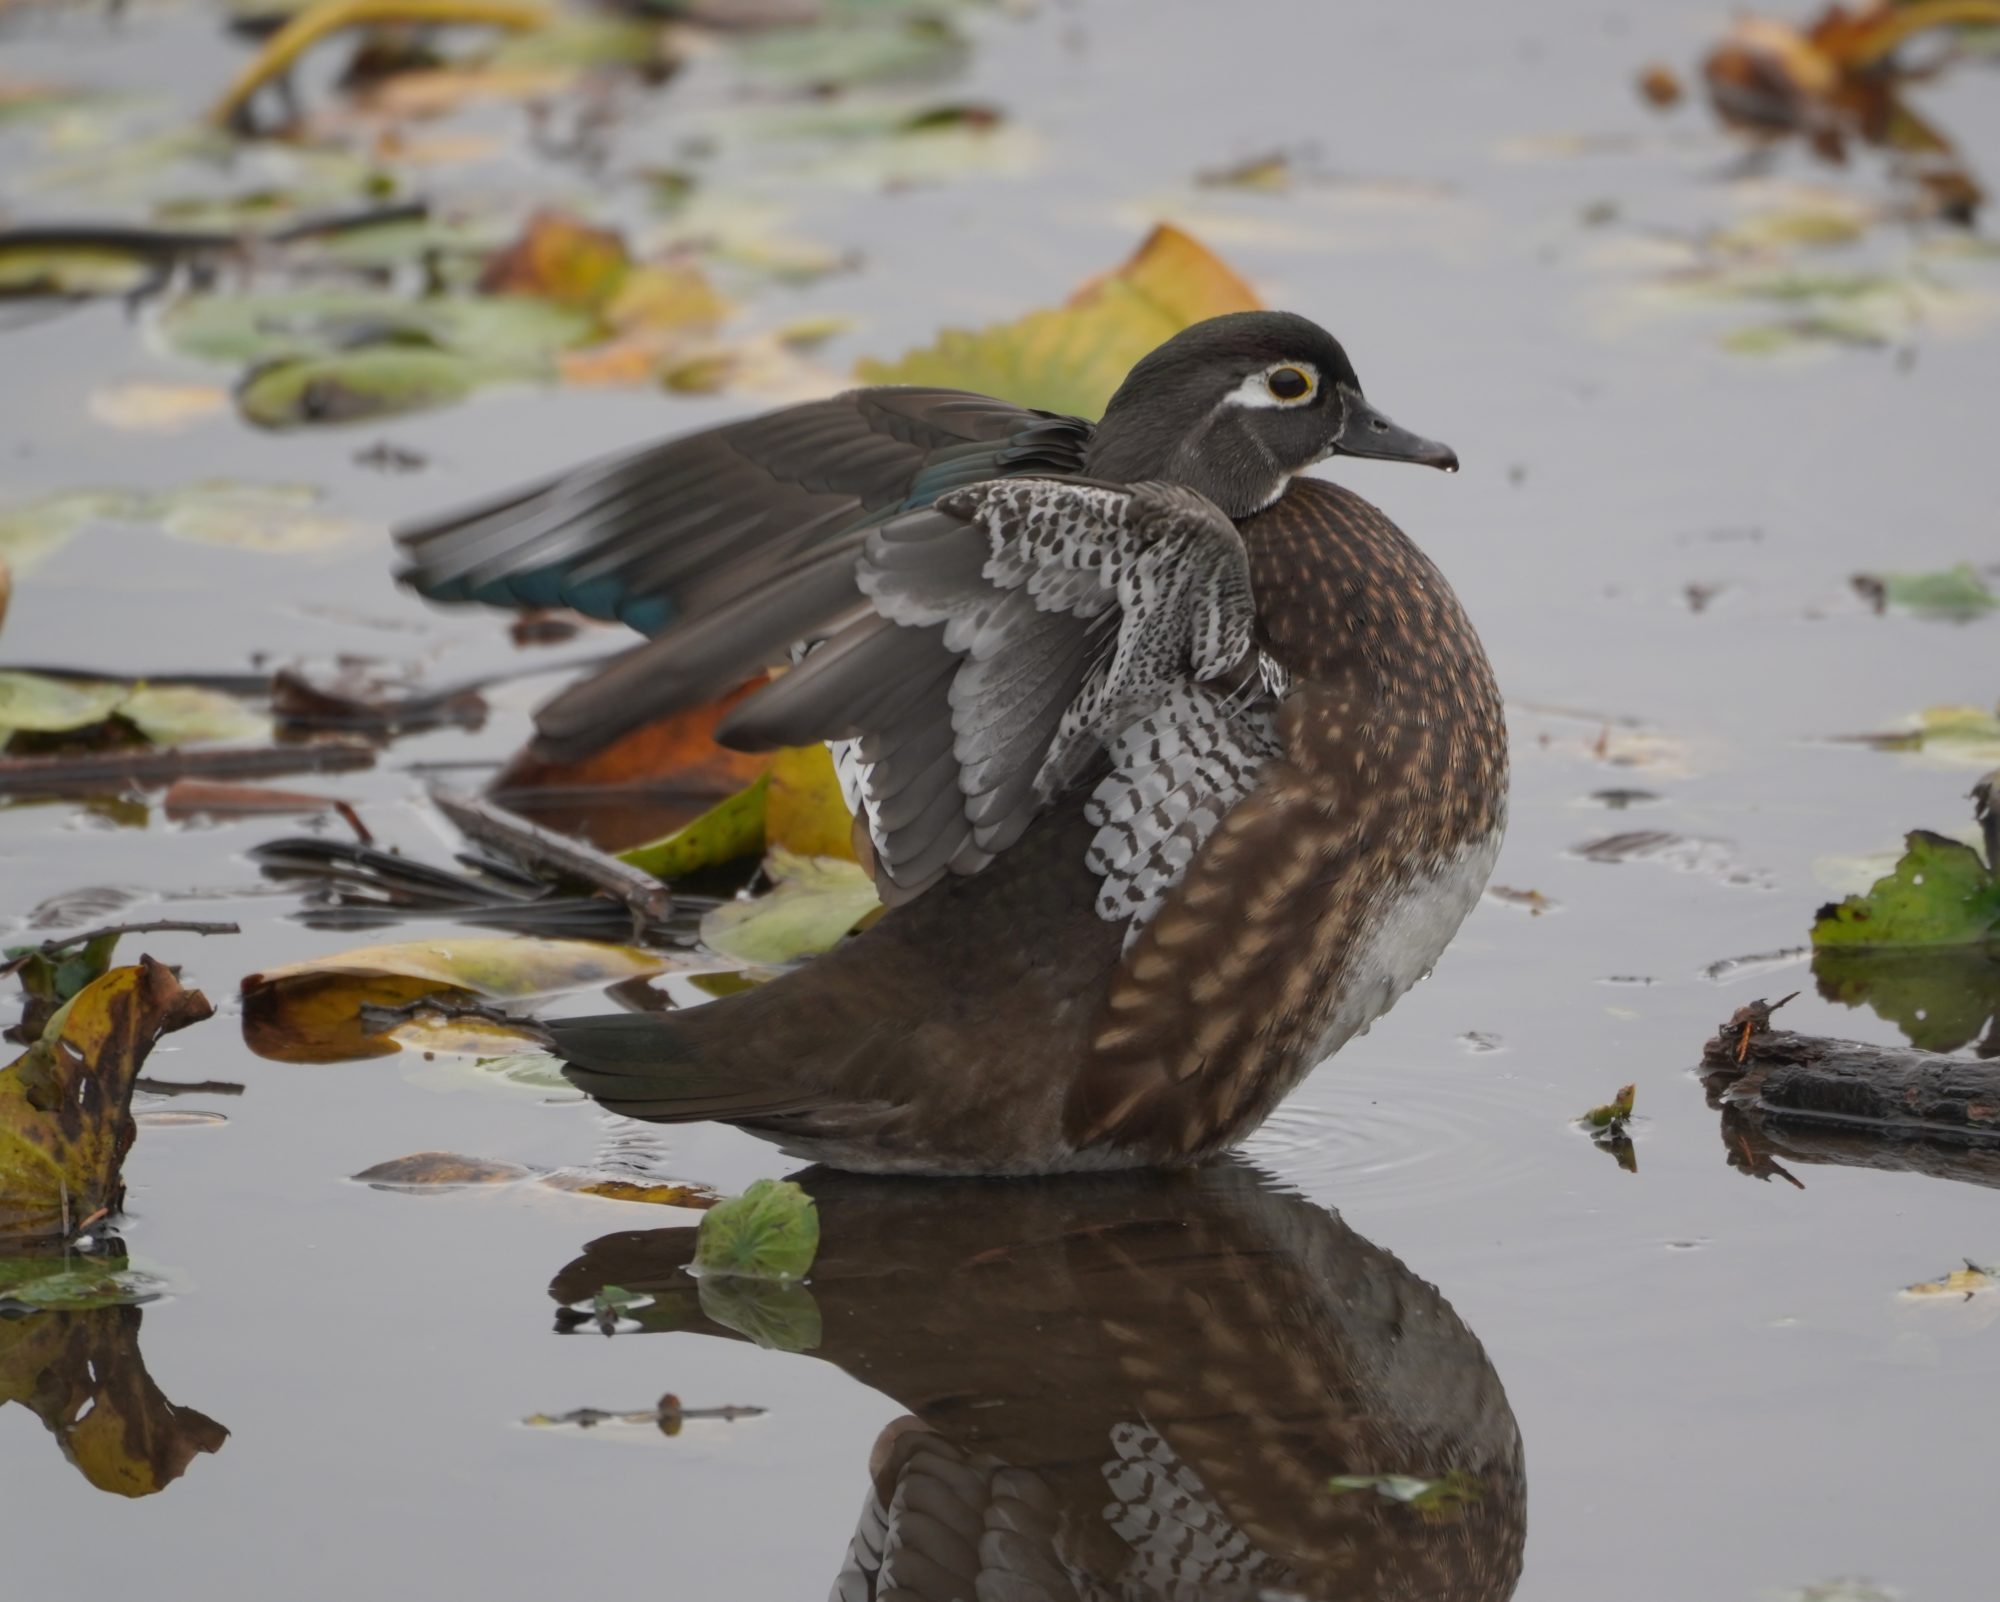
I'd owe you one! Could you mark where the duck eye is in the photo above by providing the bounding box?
[1265,366,1312,402]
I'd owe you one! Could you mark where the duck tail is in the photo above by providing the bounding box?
[549,1005,829,1125]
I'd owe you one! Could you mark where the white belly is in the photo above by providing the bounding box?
[1304,827,1504,1068]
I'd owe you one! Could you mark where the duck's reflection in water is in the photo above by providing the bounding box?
[551,1161,1524,1602]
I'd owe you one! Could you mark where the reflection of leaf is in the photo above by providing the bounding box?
[1813,947,2000,1054]
[0,1300,228,1497]
[696,1275,821,1352]
[1812,831,2000,950]
[700,850,880,964]
[856,223,1261,417]
[0,1249,165,1313]
[0,959,214,1241]
[693,1177,818,1281]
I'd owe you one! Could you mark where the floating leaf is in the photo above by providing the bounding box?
[620,773,770,880]
[247,936,669,996]
[1900,1260,1996,1298]
[1580,1084,1636,1130]
[242,938,664,1063]
[479,210,631,309]
[734,10,968,89]
[765,744,858,860]
[0,674,131,736]
[540,1171,717,1208]
[0,959,214,1241]
[0,244,157,300]
[161,289,592,369]
[351,1152,535,1188]
[693,1177,818,1281]
[237,347,496,429]
[700,851,880,964]
[208,0,555,128]
[1855,563,1997,619]
[118,686,271,746]
[1812,831,2000,950]
[88,383,228,432]
[856,223,1261,417]
[155,481,373,555]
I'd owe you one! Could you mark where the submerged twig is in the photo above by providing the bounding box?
[0,741,375,797]
[1,919,239,979]
[431,788,673,929]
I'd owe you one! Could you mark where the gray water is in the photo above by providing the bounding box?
[3,2,1997,1598]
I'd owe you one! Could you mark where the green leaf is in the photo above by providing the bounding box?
[1580,1084,1635,1129]
[0,244,158,299]
[236,348,492,429]
[0,673,131,735]
[162,290,593,367]
[620,773,769,879]
[699,850,880,964]
[119,685,271,745]
[1812,830,2000,950]
[0,491,141,572]
[693,1177,818,1281]
[1866,563,1997,619]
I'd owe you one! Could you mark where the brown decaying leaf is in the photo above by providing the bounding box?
[1701,2,2000,219]
[0,1304,229,1496]
[494,674,772,798]
[351,1152,535,1188]
[0,958,214,1241]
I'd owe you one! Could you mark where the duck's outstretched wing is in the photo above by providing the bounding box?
[395,389,1089,755]
[707,476,1280,914]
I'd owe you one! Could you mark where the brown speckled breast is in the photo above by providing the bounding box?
[1066,475,1508,1160]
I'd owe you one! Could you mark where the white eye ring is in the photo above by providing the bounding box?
[1222,361,1321,410]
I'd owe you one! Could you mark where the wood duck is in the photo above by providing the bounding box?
[399,311,1508,1175]
[550,1162,1527,1601]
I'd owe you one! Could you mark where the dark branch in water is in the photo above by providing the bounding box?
[430,788,674,931]
[0,742,376,798]
[0,919,241,979]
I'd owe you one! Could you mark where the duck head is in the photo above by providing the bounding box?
[1083,309,1458,518]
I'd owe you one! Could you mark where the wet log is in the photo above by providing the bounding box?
[1701,995,2000,1190]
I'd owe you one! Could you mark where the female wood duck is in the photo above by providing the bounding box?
[399,310,1508,1175]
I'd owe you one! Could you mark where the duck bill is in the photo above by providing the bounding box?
[1333,394,1459,472]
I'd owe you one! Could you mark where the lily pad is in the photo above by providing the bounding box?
[0,674,131,736]
[1813,947,2000,1054]
[692,1177,818,1281]
[1812,830,2000,950]
[160,289,593,368]
[857,223,1261,417]
[700,850,880,964]
[236,346,495,429]
[1857,563,1997,619]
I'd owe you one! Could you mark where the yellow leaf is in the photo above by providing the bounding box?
[619,772,769,879]
[88,383,228,432]
[0,959,214,1241]
[765,743,858,860]
[856,223,1262,417]
[207,0,552,127]
[479,210,631,311]
[245,936,669,995]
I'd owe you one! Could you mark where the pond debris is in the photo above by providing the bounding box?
[1578,1084,1637,1171]
[1701,992,2000,1191]
[1699,1,2000,221]
[250,834,700,943]
[522,1392,764,1434]
[1850,562,1997,618]
[210,0,556,132]
[1483,885,1556,915]
[5,921,238,1045]
[1900,1259,1996,1300]
[431,787,673,928]
[350,1149,720,1207]
[0,958,214,1242]
[1828,704,2000,768]
[1570,829,1773,889]
[552,1282,653,1336]
[0,737,376,800]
